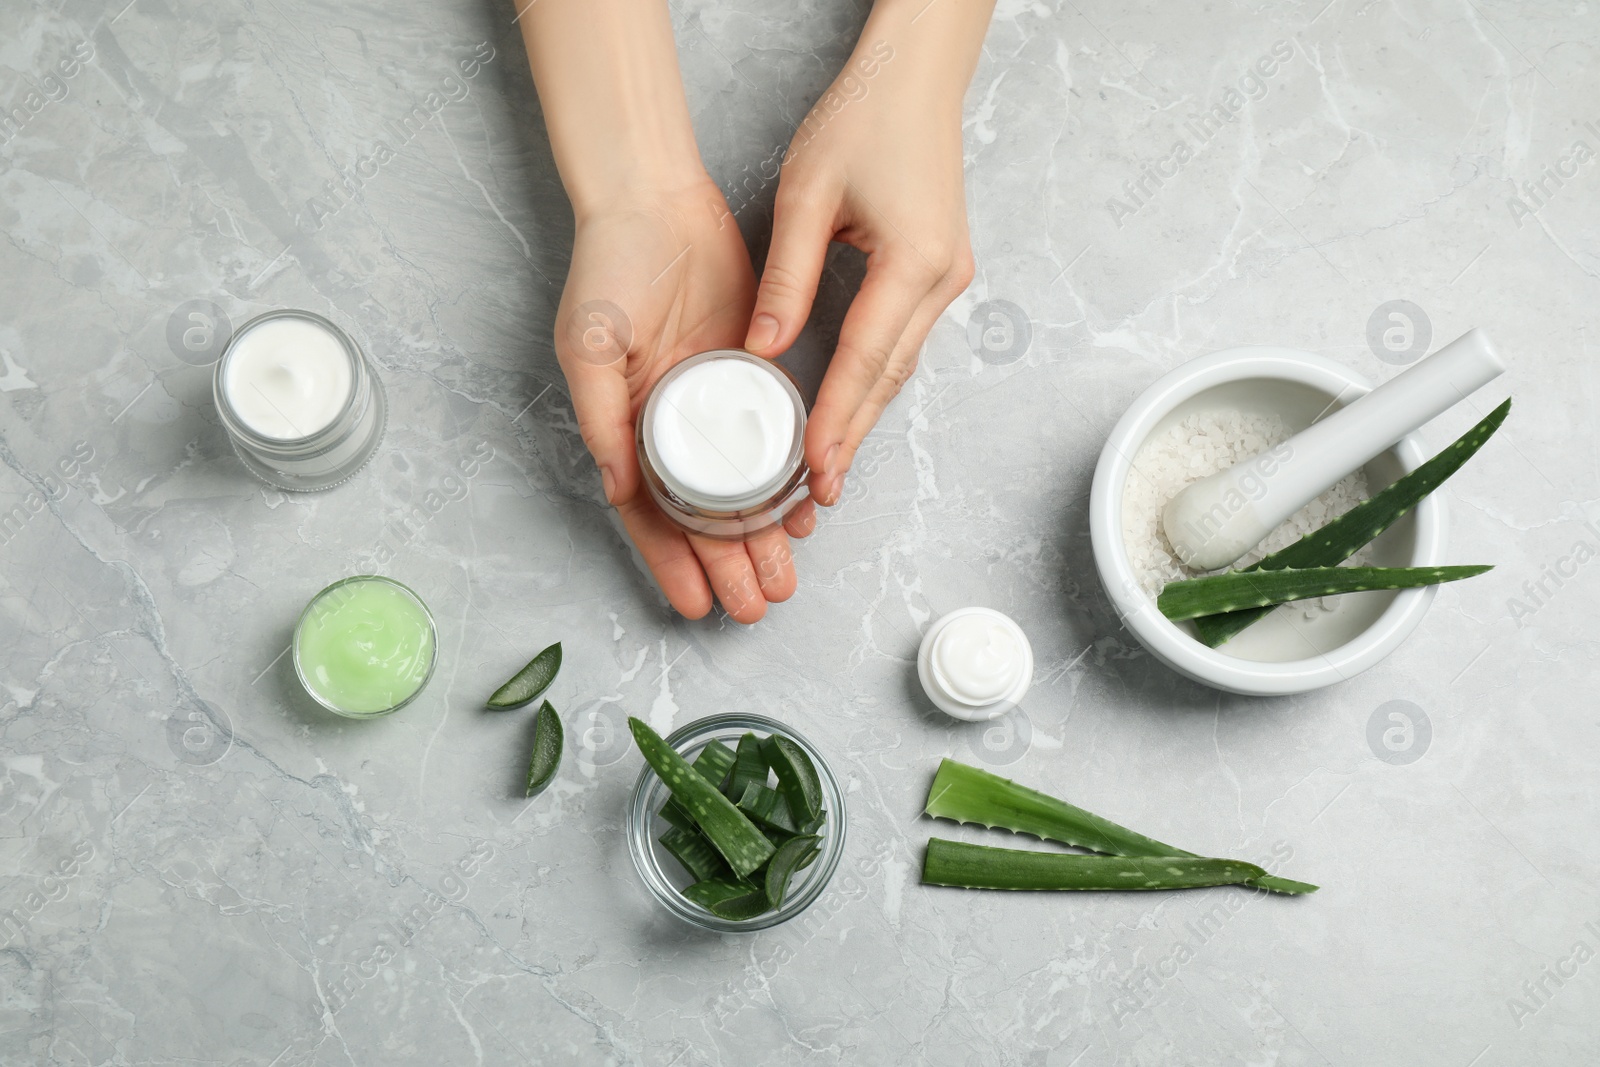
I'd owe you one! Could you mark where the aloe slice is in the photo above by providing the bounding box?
[523,701,563,797]
[488,642,561,710]
[661,739,737,830]
[762,735,822,824]
[922,840,1266,891]
[659,826,732,883]
[764,835,821,908]
[681,877,769,920]
[924,759,1315,895]
[737,782,800,834]
[1158,564,1492,621]
[726,733,768,802]
[1193,399,1510,646]
[629,718,774,878]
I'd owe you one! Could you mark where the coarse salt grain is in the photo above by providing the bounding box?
[1121,409,1372,620]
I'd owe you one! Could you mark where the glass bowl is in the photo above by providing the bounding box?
[291,575,438,719]
[627,713,847,933]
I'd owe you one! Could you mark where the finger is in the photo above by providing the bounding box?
[782,498,818,539]
[745,179,837,357]
[744,525,797,604]
[806,252,933,502]
[688,534,769,624]
[616,497,713,619]
[814,289,948,503]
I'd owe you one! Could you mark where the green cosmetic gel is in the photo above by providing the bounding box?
[293,576,436,717]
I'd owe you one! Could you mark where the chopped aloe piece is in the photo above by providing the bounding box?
[737,782,800,834]
[924,759,1315,895]
[1159,564,1492,621]
[629,718,774,878]
[1193,399,1510,646]
[659,826,732,883]
[487,642,561,710]
[922,840,1266,891]
[761,735,822,824]
[661,739,738,829]
[682,877,770,920]
[764,835,821,908]
[523,701,562,797]
[725,733,768,802]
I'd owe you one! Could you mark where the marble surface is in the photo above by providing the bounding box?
[2,0,1597,1063]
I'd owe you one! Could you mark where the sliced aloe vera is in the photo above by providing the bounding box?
[659,826,731,883]
[762,735,822,824]
[488,642,562,710]
[922,840,1266,891]
[523,701,563,797]
[726,733,768,802]
[661,739,738,830]
[924,759,1315,895]
[1159,564,1491,621]
[629,718,774,878]
[1193,399,1510,646]
[682,877,770,920]
[764,835,821,908]
[737,782,800,834]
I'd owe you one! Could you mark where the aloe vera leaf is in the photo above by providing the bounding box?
[681,877,769,920]
[661,739,737,829]
[629,718,775,878]
[523,702,563,797]
[924,760,1316,896]
[1193,399,1511,646]
[764,835,822,908]
[488,642,561,710]
[659,826,732,883]
[737,782,800,834]
[922,840,1266,891]
[1159,564,1491,621]
[761,735,822,824]
[725,733,768,802]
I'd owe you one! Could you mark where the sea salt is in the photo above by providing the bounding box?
[1121,409,1371,619]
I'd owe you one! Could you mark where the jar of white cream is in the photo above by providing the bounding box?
[636,349,810,540]
[917,608,1034,721]
[213,310,386,491]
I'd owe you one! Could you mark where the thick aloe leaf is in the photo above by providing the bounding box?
[629,718,774,878]
[922,839,1266,891]
[1159,564,1491,621]
[923,759,1315,895]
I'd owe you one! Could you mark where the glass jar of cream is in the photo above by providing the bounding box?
[636,349,809,540]
[917,607,1034,721]
[213,309,387,491]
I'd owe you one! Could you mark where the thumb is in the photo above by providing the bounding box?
[745,185,835,357]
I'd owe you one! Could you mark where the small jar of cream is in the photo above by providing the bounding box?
[213,309,386,491]
[917,608,1034,721]
[636,349,809,540]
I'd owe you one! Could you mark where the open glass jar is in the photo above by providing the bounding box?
[636,350,810,540]
[213,309,387,492]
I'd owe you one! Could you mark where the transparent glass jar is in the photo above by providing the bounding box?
[291,575,438,719]
[627,713,847,933]
[213,309,387,492]
[636,350,810,540]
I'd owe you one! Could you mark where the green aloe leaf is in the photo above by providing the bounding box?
[1159,564,1492,622]
[488,642,562,709]
[922,840,1266,891]
[523,701,563,797]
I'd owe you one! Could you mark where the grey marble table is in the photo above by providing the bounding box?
[2,0,1596,1064]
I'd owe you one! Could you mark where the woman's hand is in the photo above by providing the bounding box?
[743,3,989,507]
[555,178,816,622]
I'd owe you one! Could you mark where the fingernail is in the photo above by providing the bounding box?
[600,465,617,504]
[746,313,780,352]
[827,472,845,505]
[823,442,842,476]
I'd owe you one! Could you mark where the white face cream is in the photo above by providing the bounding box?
[221,315,354,440]
[917,608,1034,721]
[213,310,387,492]
[637,350,809,540]
[651,356,797,502]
